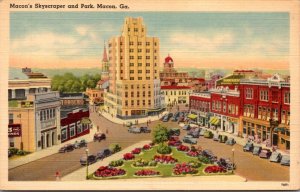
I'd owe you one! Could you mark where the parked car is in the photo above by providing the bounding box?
[80,154,97,165]
[97,149,112,160]
[168,136,182,146]
[183,124,191,130]
[225,138,236,145]
[8,150,13,158]
[178,116,185,122]
[217,158,236,170]
[169,128,180,136]
[168,113,173,118]
[269,152,282,163]
[59,144,75,153]
[128,126,141,134]
[203,131,214,138]
[218,135,228,143]
[199,129,206,136]
[182,135,197,144]
[93,133,106,142]
[213,133,219,141]
[280,155,290,166]
[140,126,151,133]
[162,115,170,122]
[243,142,254,152]
[190,130,200,138]
[259,149,272,159]
[74,139,87,149]
[126,121,133,127]
[252,146,262,156]
[188,127,200,135]
[201,149,218,162]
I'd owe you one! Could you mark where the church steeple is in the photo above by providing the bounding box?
[102,41,108,62]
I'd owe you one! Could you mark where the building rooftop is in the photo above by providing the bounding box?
[161,85,191,90]
[9,67,48,80]
[60,105,89,119]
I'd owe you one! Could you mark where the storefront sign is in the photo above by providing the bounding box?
[8,124,22,137]
[21,101,34,108]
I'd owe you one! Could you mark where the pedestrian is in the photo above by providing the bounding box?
[147,121,149,126]
[106,129,108,134]
[123,122,125,127]
[55,171,60,181]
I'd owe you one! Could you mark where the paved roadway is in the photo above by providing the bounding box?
[9,108,289,181]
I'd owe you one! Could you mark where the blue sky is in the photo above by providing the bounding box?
[10,12,289,69]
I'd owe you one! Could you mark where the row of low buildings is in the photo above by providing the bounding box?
[189,73,290,151]
[8,68,91,152]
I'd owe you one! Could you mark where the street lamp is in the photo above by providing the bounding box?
[85,148,89,180]
[231,148,235,173]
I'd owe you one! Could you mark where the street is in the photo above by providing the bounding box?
[9,108,289,181]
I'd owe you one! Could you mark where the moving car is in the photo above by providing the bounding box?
[280,155,290,166]
[225,138,236,146]
[243,142,254,152]
[74,139,87,149]
[269,152,282,163]
[213,133,219,141]
[182,135,197,144]
[128,126,141,134]
[59,144,75,153]
[259,149,272,159]
[140,126,151,133]
[169,128,180,136]
[97,149,112,160]
[183,124,191,131]
[252,146,262,156]
[80,154,97,165]
[93,133,106,142]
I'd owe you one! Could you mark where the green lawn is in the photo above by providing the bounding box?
[90,145,233,180]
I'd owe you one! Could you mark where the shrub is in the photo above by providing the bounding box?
[109,159,124,167]
[186,150,199,157]
[173,163,198,175]
[188,160,202,168]
[8,148,19,155]
[198,155,212,164]
[157,143,172,154]
[110,144,122,154]
[133,158,149,167]
[142,144,151,150]
[123,153,135,160]
[16,150,29,156]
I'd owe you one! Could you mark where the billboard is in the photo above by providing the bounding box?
[8,124,22,137]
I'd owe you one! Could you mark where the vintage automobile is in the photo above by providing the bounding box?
[8,150,13,158]
[243,142,254,152]
[59,144,75,153]
[183,124,191,131]
[80,154,97,165]
[201,149,218,162]
[126,121,133,127]
[252,146,262,156]
[162,115,170,122]
[128,126,141,134]
[178,116,185,122]
[168,113,174,118]
[199,129,206,136]
[280,155,290,166]
[213,133,219,141]
[140,126,151,133]
[188,128,200,137]
[182,135,197,144]
[93,132,106,142]
[269,152,282,163]
[169,128,181,136]
[97,148,112,160]
[225,138,236,146]
[74,139,87,149]
[218,135,228,143]
[203,131,214,138]
[259,149,272,159]
[217,158,236,170]
[168,136,182,146]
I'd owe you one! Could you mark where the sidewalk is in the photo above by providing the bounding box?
[100,110,168,125]
[9,124,100,170]
[62,140,151,181]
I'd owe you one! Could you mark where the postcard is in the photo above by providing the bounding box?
[0,0,299,190]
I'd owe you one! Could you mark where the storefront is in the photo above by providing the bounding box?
[209,116,221,130]
[227,117,239,135]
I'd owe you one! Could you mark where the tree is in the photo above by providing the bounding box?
[152,124,169,144]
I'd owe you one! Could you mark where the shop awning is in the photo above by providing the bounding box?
[209,117,216,124]
[214,119,220,125]
[81,117,91,125]
[188,114,198,119]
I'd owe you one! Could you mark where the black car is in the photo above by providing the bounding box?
[80,154,97,165]
[74,139,87,149]
[243,142,254,152]
[59,144,75,153]
[168,113,173,118]
[169,128,180,136]
[202,149,217,162]
[217,158,236,170]
[97,149,112,160]
[93,133,106,142]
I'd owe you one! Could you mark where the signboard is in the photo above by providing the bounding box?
[21,101,34,108]
[8,124,22,137]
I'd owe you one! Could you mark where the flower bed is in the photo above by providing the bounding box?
[142,144,152,150]
[132,158,157,167]
[186,150,199,157]
[123,153,135,160]
[153,155,178,164]
[134,169,160,176]
[157,144,172,154]
[94,166,126,178]
[177,145,190,152]
[131,148,142,154]
[173,163,198,175]
[188,160,201,168]
[109,159,124,167]
[204,165,227,173]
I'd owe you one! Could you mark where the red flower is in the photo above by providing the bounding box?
[131,148,142,154]
[123,153,135,160]
[143,144,151,150]
[94,166,126,177]
[134,169,160,176]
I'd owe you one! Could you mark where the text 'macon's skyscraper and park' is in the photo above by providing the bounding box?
[104,17,163,118]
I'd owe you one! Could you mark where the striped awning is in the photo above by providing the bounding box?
[209,117,220,125]
[188,114,198,119]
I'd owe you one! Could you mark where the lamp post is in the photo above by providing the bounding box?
[85,148,89,180]
[231,148,235,173]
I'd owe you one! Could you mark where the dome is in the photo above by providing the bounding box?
[165,55,173,63]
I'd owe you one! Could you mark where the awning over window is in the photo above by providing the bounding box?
[188,114,198,119]
[209,117,220,125]
[81,117,91,125]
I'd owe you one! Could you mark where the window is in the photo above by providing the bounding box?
[138,49,142,53]
[77,121,82,133]
[128,28,130,32]
[284,92,290,104]
[129,49,134,53]
[134,28,138,32]
[137,100,140,106]
[129,56,134,59]
[125,92,128,98]
[223,102,226,113]
[272,108,278,121]
[260,90,269,101]
[137,92,140,97]
[130,70,134,74]
[130,77,134,80]
[138,56,142,59]
[258,106,262,119]
[61,127,68,141]
[281,110,286,124]
[130,63,134,66]
[146,70,150,73]
[146,63,150,66]
[138,63,142,66]
[148,91,151,97]
[131,92,134,97]
[146,49,150,53]
[212,101,215,110]
[70,124,76,137]
[245,88,253,99]
[131,100,134,106]
[148,100,151,105]
[138,77,142,80]
[146,56,150,59]
[138,42,142,46]
[9,113,13,124]
[143,100,145,106]
[143,91,145,97]
[146,42,150,46]
[125,100,128,106]
[129,41,134,45]
[146,77,150,80]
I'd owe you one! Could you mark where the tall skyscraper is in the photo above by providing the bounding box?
[104,17,162,118]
